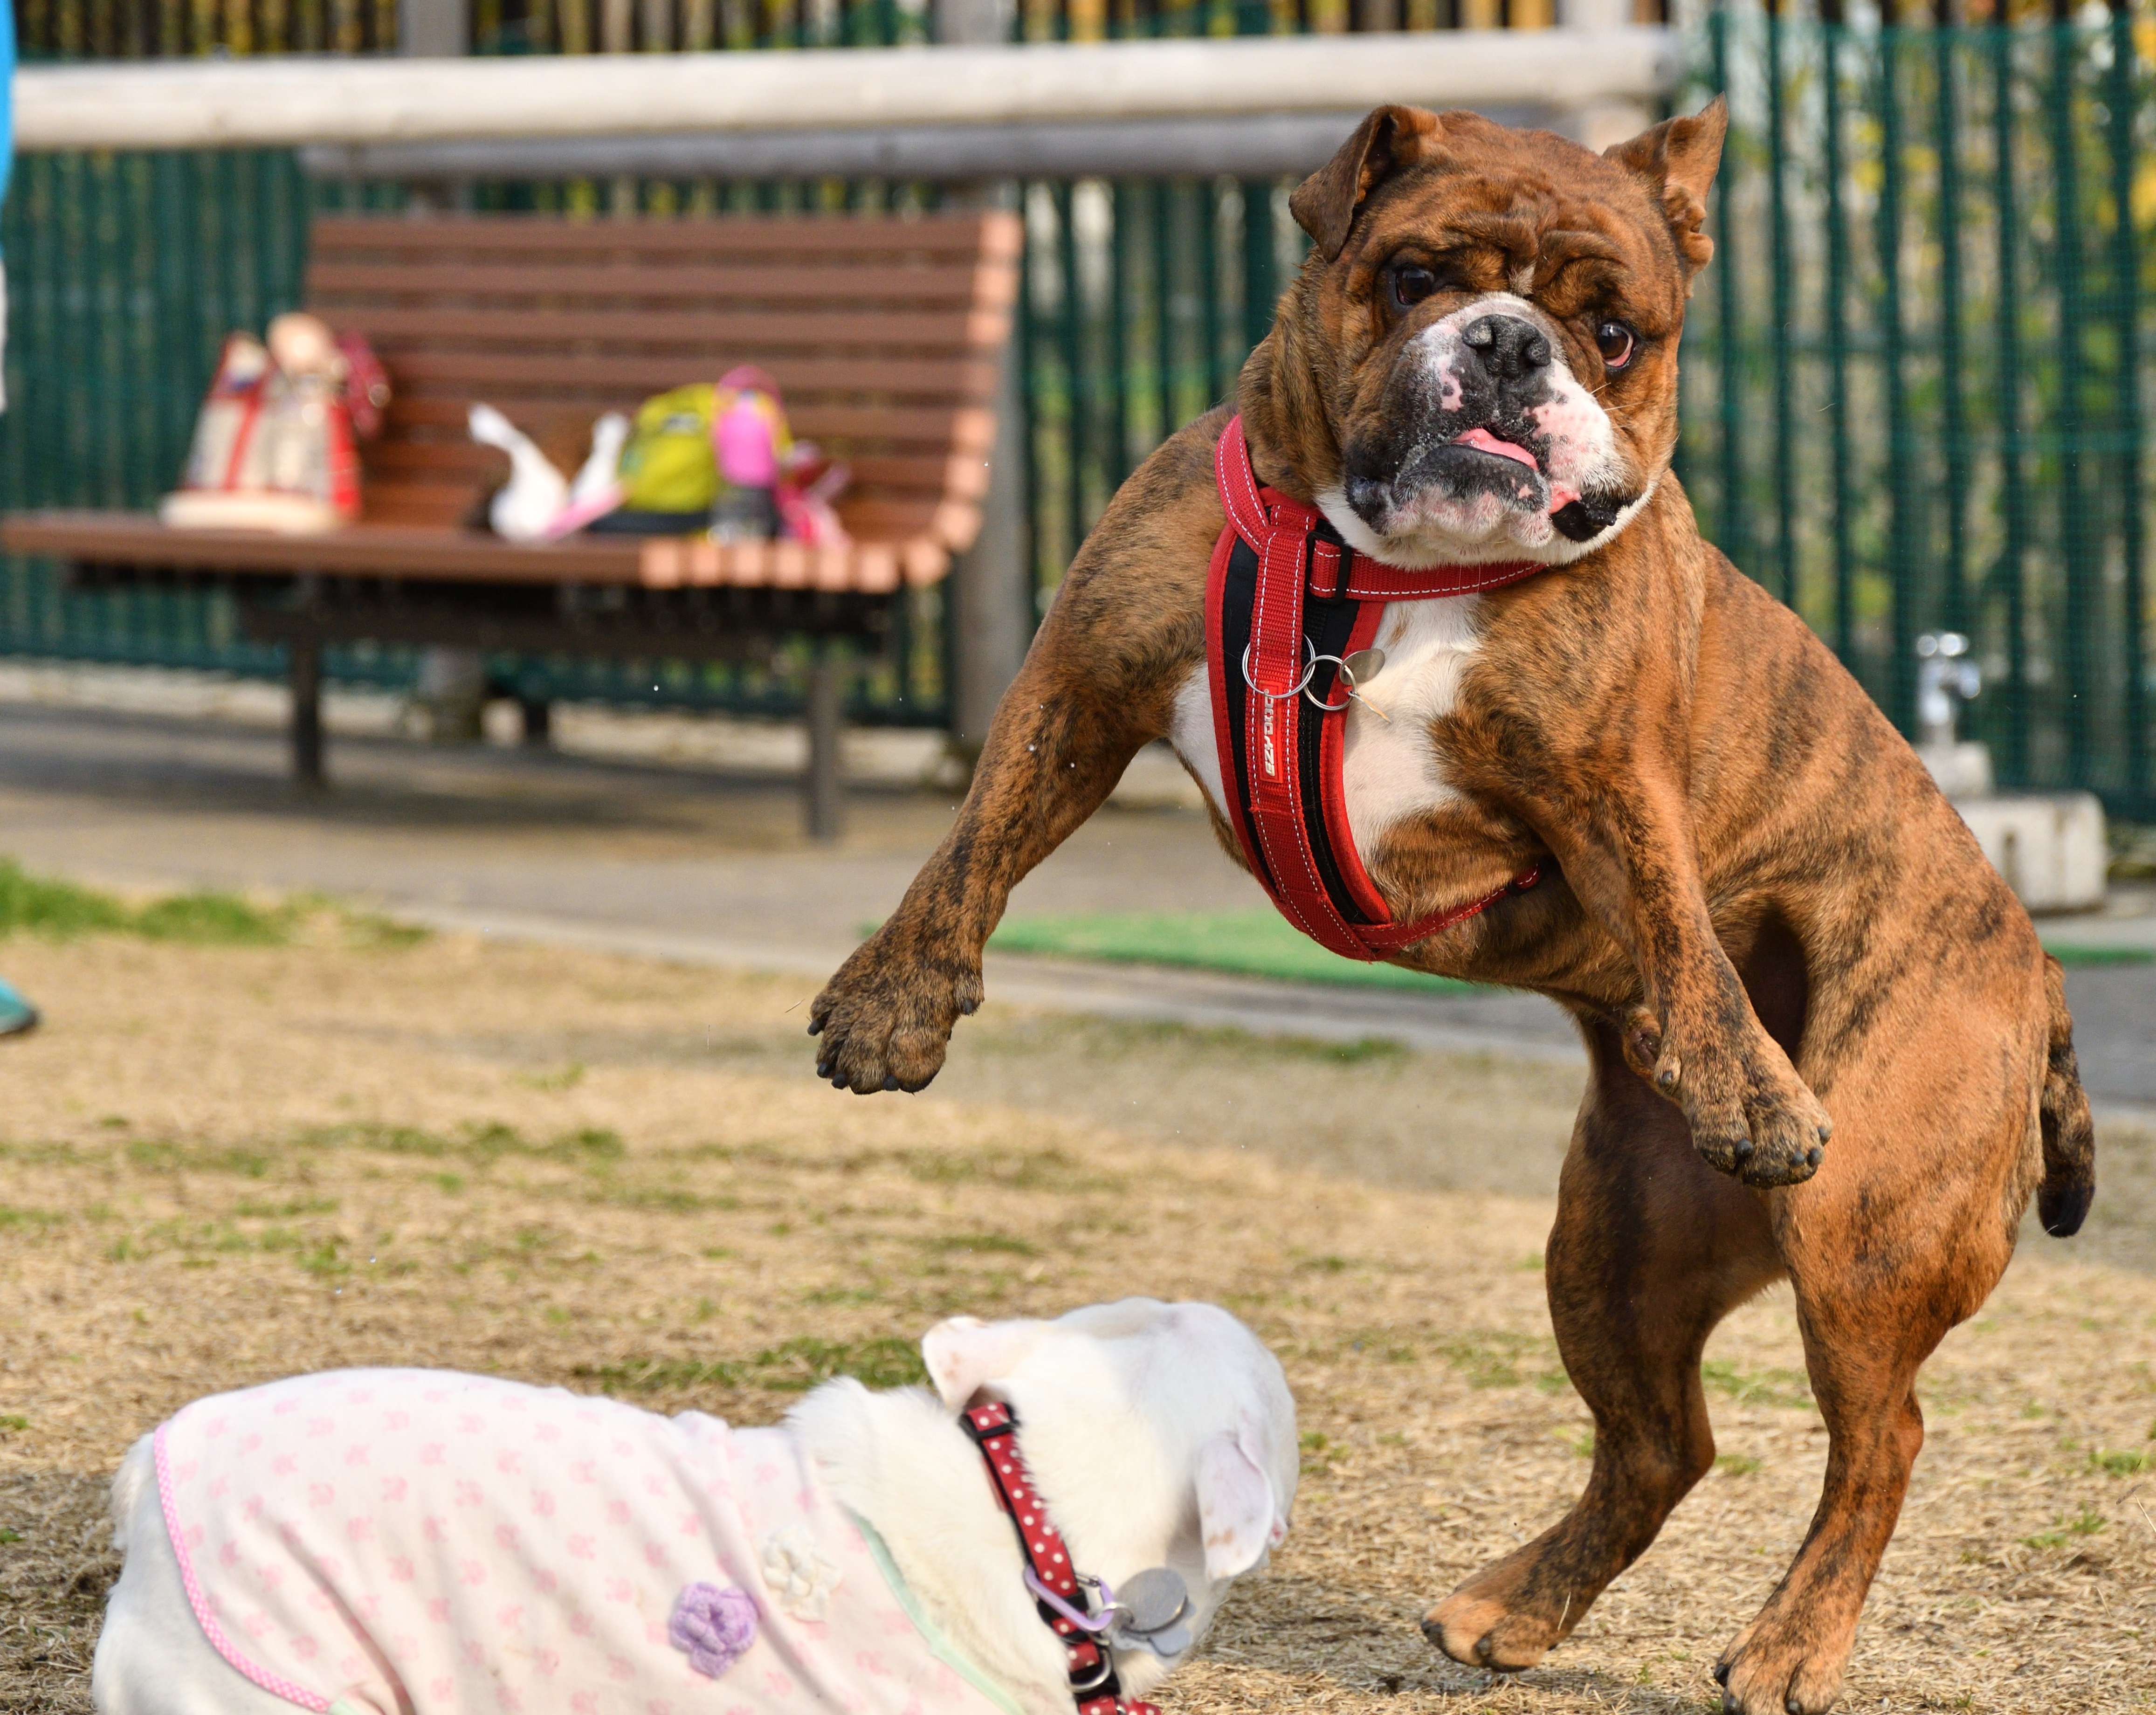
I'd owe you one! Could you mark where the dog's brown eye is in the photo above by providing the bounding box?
[1596,320,1637,370]
[1388,264,1440,312]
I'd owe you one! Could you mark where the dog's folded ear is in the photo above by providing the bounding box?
[1291,104,1444,262]
[1193,1430,1279,1581]
[1604,95,1729,275]
[921,1316,1048,1410]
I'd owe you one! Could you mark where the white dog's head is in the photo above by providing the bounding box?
[922,1298,1298,1695]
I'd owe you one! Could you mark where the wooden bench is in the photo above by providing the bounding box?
[1,209,1023,837]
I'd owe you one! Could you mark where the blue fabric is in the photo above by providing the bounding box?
[0,974,37,1034]
[0,0,14,211]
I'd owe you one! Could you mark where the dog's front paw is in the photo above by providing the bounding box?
[1712,1608,1850,1715]
[1421,1590,1561,1673]
[1649,1029,1832,1189]
[807,928,981,1094]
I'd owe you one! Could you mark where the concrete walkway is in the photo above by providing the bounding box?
[0,683,2145,1115]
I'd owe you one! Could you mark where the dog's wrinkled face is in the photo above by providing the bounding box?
[1258,101,1725,569]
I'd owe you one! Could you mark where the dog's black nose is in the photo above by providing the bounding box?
[1462,315,1550,381]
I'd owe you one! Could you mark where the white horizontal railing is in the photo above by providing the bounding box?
[14,28,1681,153]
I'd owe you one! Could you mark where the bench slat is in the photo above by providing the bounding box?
[379,348,999,404]
[379,396,991,455]
[307,260,993,307]
[311,214,1019,261]
[329,303,999,355]
[361,439,974,503]
[1,508,944,594]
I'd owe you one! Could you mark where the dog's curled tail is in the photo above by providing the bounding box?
[2037,953,2096,1239]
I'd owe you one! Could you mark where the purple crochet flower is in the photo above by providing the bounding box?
[668,1582,759,1679]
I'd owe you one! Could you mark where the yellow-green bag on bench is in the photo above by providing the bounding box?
[614,383,719,515]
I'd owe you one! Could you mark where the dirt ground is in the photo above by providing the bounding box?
[0,930,2151,1714]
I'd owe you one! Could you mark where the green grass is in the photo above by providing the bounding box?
[1420,1329,1570,1392]
[970,906,2155,986]
[920,1232,1038,1257]
[1701,1358,1815,1412]
[0,859,428,950]
[984,910,1481,993]
[2020,1506,2108,1550]
[0,860,288,944]
[581,1335,929,1396]
[2042,943,2155,967]
[300,1121,622,1166]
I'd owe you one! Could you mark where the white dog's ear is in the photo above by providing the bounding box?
[921,1316,1048,1410]
[1194,1431,1277,1581]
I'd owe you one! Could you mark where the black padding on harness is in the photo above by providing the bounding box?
[1215,533,1378,930]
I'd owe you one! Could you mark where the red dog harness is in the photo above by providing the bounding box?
[1206,414,1545,961]
[961,1401,1161,1715]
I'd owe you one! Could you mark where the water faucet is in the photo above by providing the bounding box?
[1916,631,1980,748]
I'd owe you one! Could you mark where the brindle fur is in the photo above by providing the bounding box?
[809,102,2095,1715]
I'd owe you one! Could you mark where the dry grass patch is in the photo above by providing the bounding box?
[0,933,2149,1714]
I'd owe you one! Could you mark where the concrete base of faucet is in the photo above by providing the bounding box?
[1919,741,2108,915]
[1918,741,1995,800]
[1952,791,2109,915]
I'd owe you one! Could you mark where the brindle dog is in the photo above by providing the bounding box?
[807,101,2096,1715]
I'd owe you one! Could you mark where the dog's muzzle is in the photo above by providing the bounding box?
[1345,312,1637,544]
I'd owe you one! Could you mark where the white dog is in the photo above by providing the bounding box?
[92,1298,1297,1715]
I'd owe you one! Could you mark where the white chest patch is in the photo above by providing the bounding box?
[1166,597,1477,864]
[1169,665,1230,817]
[1339,598,1477,853]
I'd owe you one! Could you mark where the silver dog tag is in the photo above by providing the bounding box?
[1127,1619,1192,1660]
[1340,647,1385,687]
[1114,1567,1190,1636]
[1111,1563,1192,1660]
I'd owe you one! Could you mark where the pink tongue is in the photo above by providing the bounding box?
[1454,426,1539,471]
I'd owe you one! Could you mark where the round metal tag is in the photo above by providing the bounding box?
[1340,647,1386,686]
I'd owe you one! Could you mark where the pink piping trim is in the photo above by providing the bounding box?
[154,1420,331,1714]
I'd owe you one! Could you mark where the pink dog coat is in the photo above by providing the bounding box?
[152,1369,1018,1715]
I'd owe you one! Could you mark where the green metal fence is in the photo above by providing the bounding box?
[0,149,304,681]
[1683,6,2153,816]
[1,6,2151,816]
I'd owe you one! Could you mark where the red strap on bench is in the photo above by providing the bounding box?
[1207,414,1544,961]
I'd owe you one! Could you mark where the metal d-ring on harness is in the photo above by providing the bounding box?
[1240,638,1390,719]
[1205,413,1549,963]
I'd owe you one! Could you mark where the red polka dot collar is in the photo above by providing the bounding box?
[960,1401,1163,1715]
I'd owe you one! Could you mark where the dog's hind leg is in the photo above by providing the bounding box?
[1424,1011,1783,1672]
[1712,988,2035,1715]
[1707,1281,1935,1715]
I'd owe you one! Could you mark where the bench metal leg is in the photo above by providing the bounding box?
[804,647,846,843]
[289,634,325,788]
[519,696,552,748]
